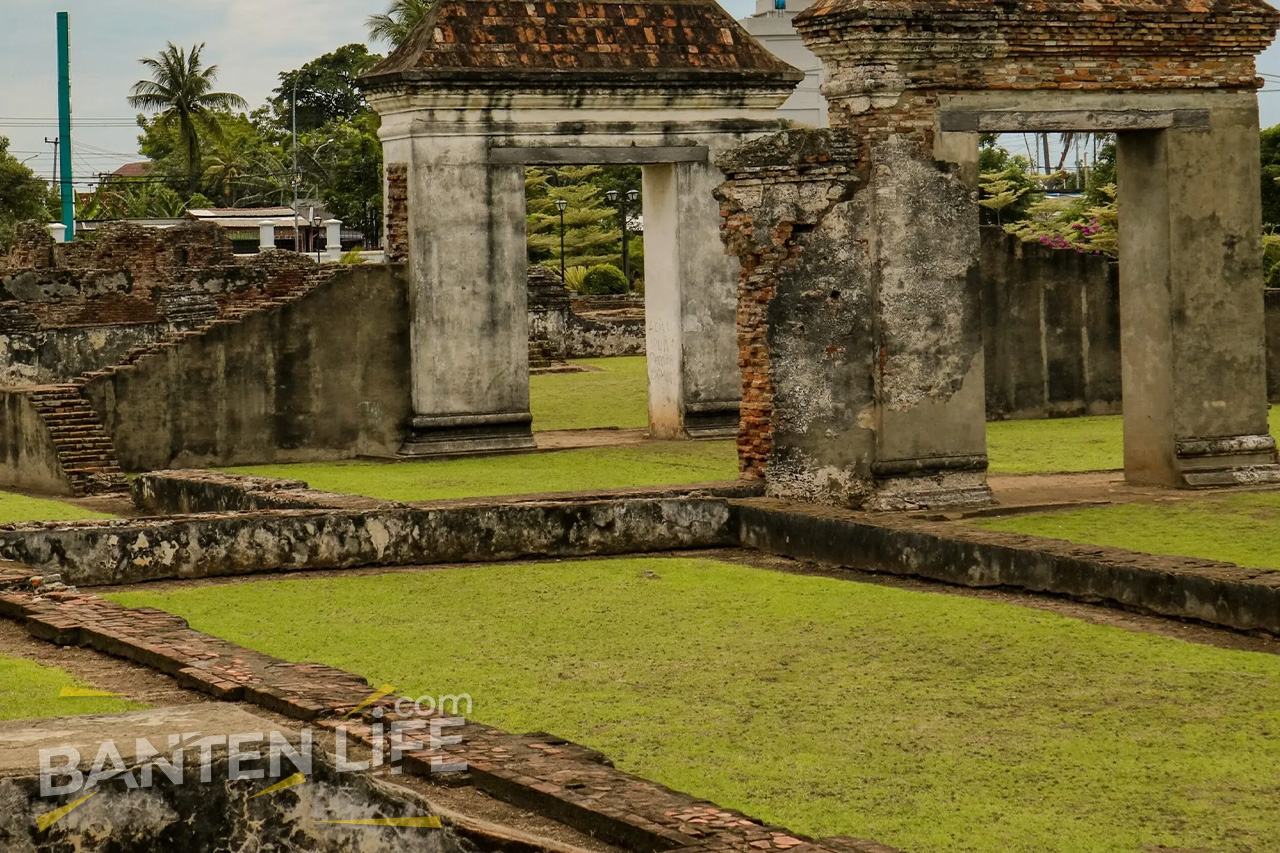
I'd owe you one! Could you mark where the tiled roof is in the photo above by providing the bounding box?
[799,0,1280,26]
[111,161,155,178]
[362,0,803,89]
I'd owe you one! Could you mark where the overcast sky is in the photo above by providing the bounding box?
[2,0,1278,188]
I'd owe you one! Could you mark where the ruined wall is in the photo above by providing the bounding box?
[0,391,68,495]
[718,130,876,501]
[1268,289,1280,403]
[384,162,410,263]
[81,265,413,471]
[0,221,330,386]
[982,228,1123,420]
[528,267,646,365]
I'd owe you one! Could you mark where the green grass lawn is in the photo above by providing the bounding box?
[988,406,1280,475]
[0,491,114,525]
[224,442,738,503]
[976,491,1280,569]
[986,414,1123,474]
[531,356,649,432]
[0,655,143,721]
[112,557,1280,853]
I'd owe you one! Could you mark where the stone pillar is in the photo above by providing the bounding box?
[47,223,67,244]
[258,221,276,251]
[1118,95,1280,486]
[719,6,994,509]
[396,134,535,457]
[324,220,343,261]
[642,160,742,440]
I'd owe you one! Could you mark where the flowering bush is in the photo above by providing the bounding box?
[1004,185,1117,258]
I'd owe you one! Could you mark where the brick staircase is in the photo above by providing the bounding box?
[19,267,341,497]
[26,385,128,496]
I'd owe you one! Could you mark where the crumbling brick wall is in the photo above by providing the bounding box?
[385,163,409,263]
[717,130,867,492]
[0,222,325,385]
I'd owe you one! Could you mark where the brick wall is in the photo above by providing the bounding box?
[0,222,328,385]
[385,163,409,263]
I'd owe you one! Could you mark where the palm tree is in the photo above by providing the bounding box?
[127,43,247,194]
[367,0,434,49]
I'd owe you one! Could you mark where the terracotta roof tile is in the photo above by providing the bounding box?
[363,0,802,89]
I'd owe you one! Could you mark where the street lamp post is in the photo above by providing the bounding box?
[606,188,641,291]
[555,197,568,281]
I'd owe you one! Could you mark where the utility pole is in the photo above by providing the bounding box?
[44,138,59,184]
[56,12,75,239]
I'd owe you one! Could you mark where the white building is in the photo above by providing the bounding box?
[739,0,828,128]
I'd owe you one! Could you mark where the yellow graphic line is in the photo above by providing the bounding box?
[249,772,307,799]
[59,687,122,698]
[38,792,96,832]
[321,817,443,828]
[344,684,397,718]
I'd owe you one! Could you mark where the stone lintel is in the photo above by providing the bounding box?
[490,146,710,166]
[940,109,1211,133]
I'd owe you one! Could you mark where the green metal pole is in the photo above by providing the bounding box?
[57,12,74,240]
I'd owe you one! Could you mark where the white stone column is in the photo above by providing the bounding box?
[47,223,67,243]
[325,219,343,261]
[642,159,742,440]
[258,220,276,251]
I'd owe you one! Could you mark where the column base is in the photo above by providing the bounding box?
[1173,434,1280,488]
[867,456,995,512]
[683,400,740,440]
[399,412,537,459]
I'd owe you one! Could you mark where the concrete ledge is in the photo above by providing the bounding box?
[133,470,403,514]
[735,498,1280,636]
[0,498,737,587]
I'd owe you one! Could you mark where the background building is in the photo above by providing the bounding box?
[739,0,828,128]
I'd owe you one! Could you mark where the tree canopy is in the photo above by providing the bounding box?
[367,0,435,49]
[0,136,59,251]
[127,43,248,192]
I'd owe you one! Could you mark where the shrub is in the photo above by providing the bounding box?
[339,248,367,265]
[1264,234,1280,289]
[580,263,628,295]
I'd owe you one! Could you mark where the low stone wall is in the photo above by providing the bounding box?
[982,228,1123,420]
[132,470,401,514]
[528,268,646,364]
[0,497,735,586]
[736,499,1280,636]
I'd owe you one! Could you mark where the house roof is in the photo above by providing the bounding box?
[111,161,155,178]
[361,0,804,91]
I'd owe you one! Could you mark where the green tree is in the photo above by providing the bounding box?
[128,43,248,193]
[527,166,622,271]
[368,0,434,49]
[977,139,1043,226]
[0,136,58,251]
[297,114,384,245]
[270,45,381,133]
[81,179,186,220]
[1262,125,1280,230]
